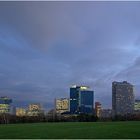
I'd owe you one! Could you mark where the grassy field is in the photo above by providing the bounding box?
[0,121,140,139]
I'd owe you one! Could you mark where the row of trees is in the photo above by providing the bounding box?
[0,114,46,124]
[0,114,98,124]
[47,114,98,122]
[1,113,140,124]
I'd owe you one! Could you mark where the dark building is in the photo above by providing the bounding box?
[70,85,94,114]
[0,97,12,104]
[70,85,79,114]
[79,90,94,114]
[112,81,134,116]
[100,109,112,118]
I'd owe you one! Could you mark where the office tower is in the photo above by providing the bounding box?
[27,103,44,116]
[79,89,94,114]
[134,99,140,111]
[16,108,26,117]
[0,96,12,114]
[55,98,69,114]
[70,85,94,114]
[95,102,102,117]
[112,81,134,116]
[70,85,80,114]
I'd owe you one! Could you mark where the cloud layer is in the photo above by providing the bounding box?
[0,1,140,110]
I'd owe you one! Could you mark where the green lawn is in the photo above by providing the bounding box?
[0,121,140,139]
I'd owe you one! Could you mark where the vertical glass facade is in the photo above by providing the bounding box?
[79,90,94,114]
[70,85,94,114]
[70,86,80,114]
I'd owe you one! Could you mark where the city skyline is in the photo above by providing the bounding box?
[1,1,140,109]
[0,82,139,112]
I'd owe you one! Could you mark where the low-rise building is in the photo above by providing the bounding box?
[100,109,112,118]
[135,99,140,111]
[55,98,69,114]
[16,108,26,117]
[95,102,102,117]
[0,97,12,114]
[27,103,44,116]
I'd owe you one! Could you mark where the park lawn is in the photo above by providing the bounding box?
[0,121,140,139]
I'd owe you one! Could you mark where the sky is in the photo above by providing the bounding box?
[0,1,140,110]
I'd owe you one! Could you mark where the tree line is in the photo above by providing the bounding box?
[0,113,140,124]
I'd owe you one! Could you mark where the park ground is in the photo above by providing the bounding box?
[0,121,140,139]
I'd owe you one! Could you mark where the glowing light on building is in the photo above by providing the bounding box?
[80,86,89,90]
[135,100,140,111]
[16,108,26,117]
[55,98,69,114]
[27,103,44,116]
[0,97,12,114]
[95,102,102,117]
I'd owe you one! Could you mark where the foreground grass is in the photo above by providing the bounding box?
[0,121,140,139]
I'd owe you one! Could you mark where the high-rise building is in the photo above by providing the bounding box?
[134,99,140,111]
[112,81,134,116]
[0,97,12,114]
[55,98,69,114]
[70,85,94,114]
[70,85,80,114]
[16,108,26,117]
[95,102,102,117]
[79,89,94,114]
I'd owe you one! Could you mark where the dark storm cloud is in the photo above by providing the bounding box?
[0,1,140,109]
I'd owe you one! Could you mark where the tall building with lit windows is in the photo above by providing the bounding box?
[112,81,134,116]
[70,85,94,114]
[0,96,12,114]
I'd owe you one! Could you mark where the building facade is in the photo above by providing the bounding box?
[112,81,134,116]
[100,109,112,118]
[55,98,69,114]
[0,97,12,114]
[95,102,102,117]
[79,89,94,114]
[16,108,26,117]
[134,99,140,111]
[27,103,44,116]
[70,85,94,114]
[70,85,80,114]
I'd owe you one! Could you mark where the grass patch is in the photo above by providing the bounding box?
[0,121,140,139]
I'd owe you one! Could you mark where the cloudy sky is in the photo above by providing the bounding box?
[0,1,140,110]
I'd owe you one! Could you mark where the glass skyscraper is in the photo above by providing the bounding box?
[79,90,94,114]
[70,85,94,114]
[70,85,80,114]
